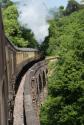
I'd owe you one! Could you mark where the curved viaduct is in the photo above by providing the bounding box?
[0,8,48,125]
[14,60,47,125]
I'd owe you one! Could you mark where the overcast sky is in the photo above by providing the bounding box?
[43,0,81,9]
[12,0,81,9]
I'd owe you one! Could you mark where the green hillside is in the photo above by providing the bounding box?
[40,4,84,125]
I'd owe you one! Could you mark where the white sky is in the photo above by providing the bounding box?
[43,0,81,9]
[12,0,81,9]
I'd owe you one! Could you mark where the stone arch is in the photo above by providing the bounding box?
[31,78,36,103]
[36,78,39,95]
[34,78,39,103]
[38,74,42,92]
[46,68,48,74]
[31,77,35,89]
[43,71,46,87]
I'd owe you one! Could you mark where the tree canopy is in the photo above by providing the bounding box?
[40,1,84,125]
[2,1,38,48]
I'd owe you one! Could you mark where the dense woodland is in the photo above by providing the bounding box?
[2,0,84,125]
[40,0,84,125]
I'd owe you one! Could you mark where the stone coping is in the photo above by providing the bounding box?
[5,37,38,52]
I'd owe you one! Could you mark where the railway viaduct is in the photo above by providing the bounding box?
[0,7,48,125]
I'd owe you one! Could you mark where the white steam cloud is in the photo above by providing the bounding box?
[12,0,50,44]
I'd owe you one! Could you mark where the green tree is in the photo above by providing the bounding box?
[40,7,84,125]
[2,1,38,48]
[65,0,81,15]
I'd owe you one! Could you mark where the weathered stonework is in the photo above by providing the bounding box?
[24,61,48,125]
[0,7,48,125]
[0,7,8,125]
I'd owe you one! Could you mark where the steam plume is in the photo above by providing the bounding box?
[12,0,50,44]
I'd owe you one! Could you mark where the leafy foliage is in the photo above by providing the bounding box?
[64,0,81,15]
[40,1,84,125]
[2,2,38,48]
